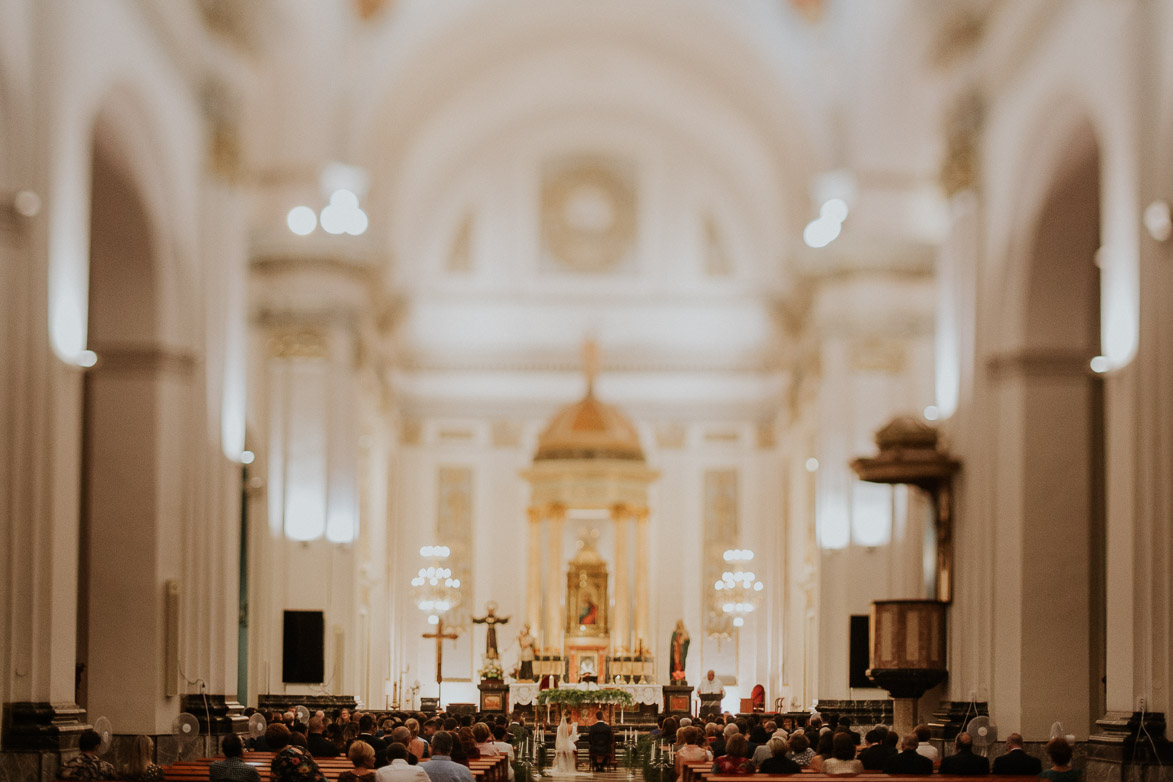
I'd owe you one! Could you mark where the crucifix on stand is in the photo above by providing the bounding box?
[423,618,460,707]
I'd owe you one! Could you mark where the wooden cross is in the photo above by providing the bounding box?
[422,618,459,704]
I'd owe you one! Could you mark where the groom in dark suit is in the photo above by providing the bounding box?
[992,734,1043,775]
[587,711,614,772]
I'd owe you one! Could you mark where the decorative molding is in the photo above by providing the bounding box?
[849,337,909,374]
[940,87,985,196]
[986,349,1093,381]
[448,214,474,273]
[654,423,686,450]
[491,420,522,448]
[266,329,329,360]
[541,155,637,274]
[90,345,198,375]
[400,416,423,446]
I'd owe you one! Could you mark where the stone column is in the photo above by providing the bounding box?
[610,505,630,653]
[544,505,565,653]
[634,507,650,652]
[526,506,542,639]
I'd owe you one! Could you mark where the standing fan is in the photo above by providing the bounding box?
[93,717,114,755]
[172,712,201,757]
[295,705,311,725]
[248,712,267,740]
[1049,721,1075,746]
[966,716,998,757]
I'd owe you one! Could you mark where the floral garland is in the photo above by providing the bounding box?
[535,688,635,708]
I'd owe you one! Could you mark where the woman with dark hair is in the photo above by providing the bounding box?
[662,717,680,748]
[712,734,755,775]
[821,732,863,775]
[454,726,479,766]
[747,725,769,759]
[808,731,836,772]
[268,723,327,782]
[1040,738,1079,782]
[787,732,815,768]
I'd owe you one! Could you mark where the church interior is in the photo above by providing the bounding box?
[2,0,1173,780]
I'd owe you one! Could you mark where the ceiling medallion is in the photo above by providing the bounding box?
[540,155,637,274]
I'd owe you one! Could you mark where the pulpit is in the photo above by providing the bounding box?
[663,685,693,717]
[479,680,509,714]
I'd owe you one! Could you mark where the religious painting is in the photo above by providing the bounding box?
[565,550,608,638]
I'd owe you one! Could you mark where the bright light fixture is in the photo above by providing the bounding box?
[287,206,317,236]
[77,350,98,368]
[1090,355,1109,374]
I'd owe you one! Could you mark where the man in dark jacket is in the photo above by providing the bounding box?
[307,715,341,758]
[587,712,614,772]
[859,728,898,771]
[884,733,934,775]
[358,714,389,766]
[992,734,1042,775]
[940,733,990,775]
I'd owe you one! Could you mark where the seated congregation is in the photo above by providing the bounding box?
[53,707,1079,782]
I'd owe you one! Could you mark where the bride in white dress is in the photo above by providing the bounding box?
[553,714,579,774]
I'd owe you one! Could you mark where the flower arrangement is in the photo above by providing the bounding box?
[535,688,635,708]
[479,657,504,681]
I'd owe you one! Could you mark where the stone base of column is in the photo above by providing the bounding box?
[180,694,248,736]
[256,694,358,716]
[1,701,89,751]
[1085,711,1172,782]
[0,702,89,782]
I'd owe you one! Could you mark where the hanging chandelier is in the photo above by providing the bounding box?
[410,545,463,624]
[713,549,764,628]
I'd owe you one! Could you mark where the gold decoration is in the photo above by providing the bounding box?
[541,155,637,273]
[849,337,908,374]
[704,470,739,640]
[448,214,474,273]
[437,467,473,617]
[704,215,733,276]
[940,88,985,197]
[354,0,394,22]
[267,330,328,359]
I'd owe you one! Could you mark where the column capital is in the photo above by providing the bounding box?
[546,503,566,522]
[527,506,543,524]
[610,503,630,522]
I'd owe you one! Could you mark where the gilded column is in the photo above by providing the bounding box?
[634,507,650,652]
[611,505,630,652]
[544,504,565,652]
[526,506,542,639]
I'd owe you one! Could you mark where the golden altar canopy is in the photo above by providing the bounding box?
[521,343,658,660]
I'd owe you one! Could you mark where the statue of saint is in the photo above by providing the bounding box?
[670,619,690,682]
[518,624,536,680]
[472,601,510,659]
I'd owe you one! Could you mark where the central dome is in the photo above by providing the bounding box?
[534,387,645,462]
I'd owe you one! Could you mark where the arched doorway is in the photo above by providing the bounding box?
[994,119,1106,736]
[76,104,175,734]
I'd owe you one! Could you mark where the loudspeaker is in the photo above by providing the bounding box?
[849,614,873,689]
[283,611,325,684]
